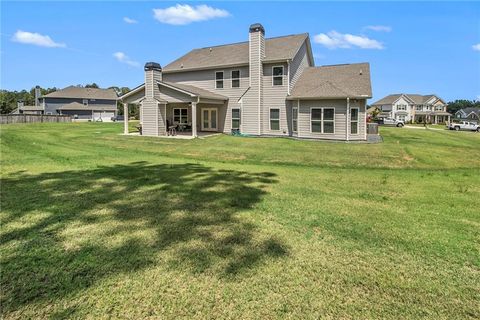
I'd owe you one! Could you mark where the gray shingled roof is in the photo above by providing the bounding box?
[288,63,372,99]
[161,81,228,101]
[371,94,441,106]
[42,86,118,100]
[58,102,117,111]
[163,34,309,73]
[457,107,480,116]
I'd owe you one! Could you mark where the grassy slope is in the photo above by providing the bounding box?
[1,123,479,319]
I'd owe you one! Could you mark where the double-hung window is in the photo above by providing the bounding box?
[231,70,240,88]
[272,66,284,86]
[232,108,241,129]
[270,108,280,130]
[215,71,224,89]
[397,104,407,111]
[292,107,298,132]
[350,108,359,134]
[173,108,188,124]
[311,108,335,133]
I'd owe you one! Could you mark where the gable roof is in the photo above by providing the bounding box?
[372,93,445,106]
[118,82,227,103]
[288,63,372,99]
[163,33,309,73]
[42,86,118,100]
[456,107,480,116]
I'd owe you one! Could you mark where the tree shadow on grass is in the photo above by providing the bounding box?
[0,162,286,314]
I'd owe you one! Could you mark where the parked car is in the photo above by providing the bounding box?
[111,115,125,122]
[381,117,405,127]
[448,121,480,132]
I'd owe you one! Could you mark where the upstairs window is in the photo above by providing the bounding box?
[231,70,240,88]
[215,71,224,89]
[272,66,284,86]
[416,105,422,111]
[397,104,407,111]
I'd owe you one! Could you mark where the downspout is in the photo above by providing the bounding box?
[287,60,291,95]
[346,97,350,141]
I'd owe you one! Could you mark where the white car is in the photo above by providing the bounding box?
[382,117,405,127]
[448,121,480,132]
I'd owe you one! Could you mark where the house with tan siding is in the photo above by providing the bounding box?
[120,23,372,141]
[371,93,451,124]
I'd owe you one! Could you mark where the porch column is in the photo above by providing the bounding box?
[435,115,438,124]
[191,102,197,138]
[123,102,128,135]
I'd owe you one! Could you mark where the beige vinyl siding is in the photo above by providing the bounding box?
[297,99,366,140]
[163,67,248,134]
[240,31,264,135]
[262,62,289,135]
[143,70,166,136]
[289,41,310,89]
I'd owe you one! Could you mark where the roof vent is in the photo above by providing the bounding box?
[209,48,212,52]
[180,63,184,69]
[359,69,363,75]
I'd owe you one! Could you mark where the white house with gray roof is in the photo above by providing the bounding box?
[120,23,372,140]
[371,93,450,124]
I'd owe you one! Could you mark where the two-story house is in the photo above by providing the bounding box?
[455,107,480,123]
[371,93,451,124]
[120,23,372,141]
[30,86,118,121]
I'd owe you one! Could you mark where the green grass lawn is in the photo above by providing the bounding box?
[1,122,479,319]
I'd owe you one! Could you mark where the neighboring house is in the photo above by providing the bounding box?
[16,86,118,121]
[40,86,118,121]
[120,23,372,141]
[454,107,480,123]
[371,93,451,124]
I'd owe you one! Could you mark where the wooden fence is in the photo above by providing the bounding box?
[0,114,72,125]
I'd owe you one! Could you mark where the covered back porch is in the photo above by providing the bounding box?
[119,80,228,138]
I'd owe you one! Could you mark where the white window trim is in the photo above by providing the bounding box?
[215,70,224,89]
[292,106,298,133]
[231,70,240,89]
[310,107,335,134]
[173,107,188,124]
[231,108,241,129]
[269,107,281,131]
[272,65,284,86]
[350,107,360,135]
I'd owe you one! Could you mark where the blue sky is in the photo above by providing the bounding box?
[1,1,479,102]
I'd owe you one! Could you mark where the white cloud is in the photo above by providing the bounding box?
[12,30,65,48]
[313,31,384,50]
[364,25,392,32]
[113,52,140,67]
[153,4,229,25]
[123,17,138,24]
[472,43,480,51]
